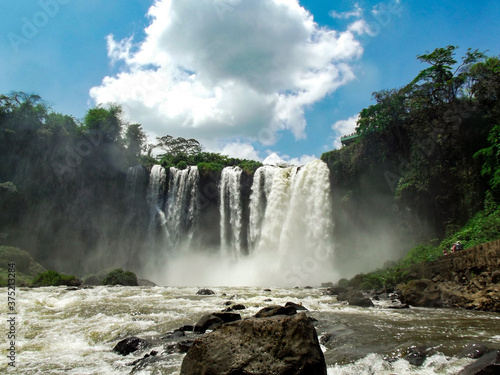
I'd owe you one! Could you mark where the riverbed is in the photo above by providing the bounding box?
[2,286,499,374]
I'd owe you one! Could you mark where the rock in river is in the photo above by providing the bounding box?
[180,312,326,375]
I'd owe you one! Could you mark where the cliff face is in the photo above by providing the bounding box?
[399,240,500,312]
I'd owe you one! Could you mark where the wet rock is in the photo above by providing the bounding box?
[348,296,374,307]
[138,279,157,286]
[263,298,272,302]
[128,350,158,366]
[179,325,194,332]
[180,312,327,375]
[387,303,410,309]
[194,314,224,333]
[231,304,246,310]
[398,279,444,308]
[403,345,436,366]
[491,271,500,284]
[458,350,500,375]
[254,305,297,318]
[178,340,195,353]
[304,286,313,289]
[196,288,215,295]
[194,312,242,333]
[211,312,242,323]
[323,286,348,295]
[338,290,374,307]
[457,344,491,359]
[162,330,185,340]
[285,301,308,311]
[319,333,332,345]
[263,288,272,292]
[113,337,148,356]
[224,300,233,306]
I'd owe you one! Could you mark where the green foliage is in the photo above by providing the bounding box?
[440,209,500,250]
[197,162,225,175]
[82,105,123,143]
[475,124,500,190]
[32,270,80,286]
[237,160,263,174]
[398,244,439,268]
[337,278,349,288]
[350,207,500,291]
[347,266,411,291]
[101,268,138,286]
[0,246,46,287]
[159,148,262,176]
[176,160,188,170]
[0,181,18,193]
[156,135,202,159]
[323,46,499,244]
[125,124,147,163]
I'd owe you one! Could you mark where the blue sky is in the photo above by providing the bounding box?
[1,0,499,164]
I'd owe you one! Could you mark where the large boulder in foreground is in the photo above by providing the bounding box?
[180,312,326,375]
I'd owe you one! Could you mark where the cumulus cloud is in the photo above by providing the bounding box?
[263,152,317,166]
[90,0,364,154]
[329,3,363,19]
[331,114,359,149]
[216,141,261,161]
[348,19,377,36]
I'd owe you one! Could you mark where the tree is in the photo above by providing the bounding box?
[83,104,123,143]
[125,124,147,163]
[155,135,202,158]
[410,46,487,104]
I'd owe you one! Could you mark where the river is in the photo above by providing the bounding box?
[2,286,499,374]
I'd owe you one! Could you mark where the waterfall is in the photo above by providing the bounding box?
[251,166,297,252]
[143,159,334,286]
[279,160,332,255]
[220,166,243,259]
[146,165,168,248]
[247,166,276,249]
[165,166,200,249]
[125,165,147,201]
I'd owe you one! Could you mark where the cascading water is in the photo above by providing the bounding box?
[246,160,334,285]
[145,159,335,286]
[247,165,276,250]
[126,165,147,201]
[279,160,333,256]
[220,166,244,259]
[254,165,299,253]
[165,166,200,249]
[147,164,167,242]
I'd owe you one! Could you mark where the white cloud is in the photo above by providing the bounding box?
[263,151,317,166]
[90,0,363,149]
[329,3,363,19]
[348,19,377,36]
[216,141,261,161]
[331,114,359,149]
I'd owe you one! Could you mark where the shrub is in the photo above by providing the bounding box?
[32,270,81,286]
[337,278,349,288]
[176,160,188,170]
[197,162,225,176]
[101,268,138,286]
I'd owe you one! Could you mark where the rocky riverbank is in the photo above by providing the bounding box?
[398,240,500,312]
